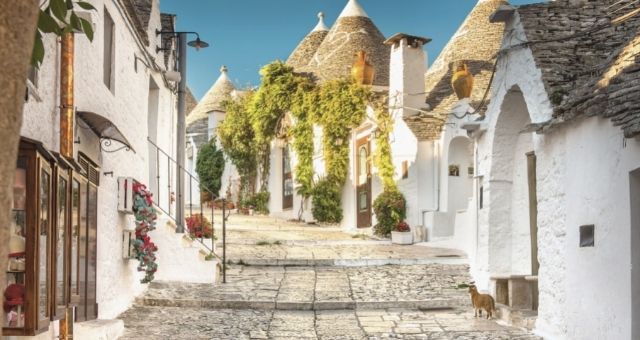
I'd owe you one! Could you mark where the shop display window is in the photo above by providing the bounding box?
[3,138,99,336]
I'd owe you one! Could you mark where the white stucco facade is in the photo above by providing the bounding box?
[454,12,640,340]
[15,1,215,338]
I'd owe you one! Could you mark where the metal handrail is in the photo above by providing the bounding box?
[147,138,225,276]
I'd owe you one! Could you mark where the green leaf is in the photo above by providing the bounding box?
[70,13,82,31]
[38,10,61,34]
[76,1,97,10]
[66,0,74,9]
[79,17,94,41]
[50,0,68,24]
[31,32,45,68]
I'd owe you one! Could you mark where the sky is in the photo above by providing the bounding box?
[162,0,541,100]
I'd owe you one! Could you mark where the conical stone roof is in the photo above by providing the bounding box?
[187,66,236,127]
[306,0,390,86]
[287,12,329,69]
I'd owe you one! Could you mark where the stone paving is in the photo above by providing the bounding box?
[119,214,541,339]
[119,307,541,340]
[137,265,470,310]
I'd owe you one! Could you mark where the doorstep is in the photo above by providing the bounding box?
[74,319,124,340]
[495,303,538,331]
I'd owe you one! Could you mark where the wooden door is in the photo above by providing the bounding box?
[356,138,372,228]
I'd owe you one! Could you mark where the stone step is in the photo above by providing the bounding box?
[136,297,468,311]
[226,257,468,267]
[496,303,538,330]
[135,264,472,313]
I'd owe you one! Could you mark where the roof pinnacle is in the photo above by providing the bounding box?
[339,0,369,18]
[312,12,329,32]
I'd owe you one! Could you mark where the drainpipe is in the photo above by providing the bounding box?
[60,32,74,159]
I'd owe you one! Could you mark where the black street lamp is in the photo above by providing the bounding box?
[156,29,209,233]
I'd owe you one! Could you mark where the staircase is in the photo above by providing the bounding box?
[146,138,222,284]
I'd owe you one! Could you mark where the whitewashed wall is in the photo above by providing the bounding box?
[20,0,180,333]
[472,12,640,340]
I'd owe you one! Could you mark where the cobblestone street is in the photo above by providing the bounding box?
[118,215,541,339]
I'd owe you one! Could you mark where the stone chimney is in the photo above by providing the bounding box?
[384,33,431,117]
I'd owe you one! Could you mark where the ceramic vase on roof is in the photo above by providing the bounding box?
[352,51,375,86]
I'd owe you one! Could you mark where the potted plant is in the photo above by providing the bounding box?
[391,220,413,245]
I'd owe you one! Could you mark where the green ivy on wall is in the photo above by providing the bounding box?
[218,62,372,224]
[310,78,370,223]
[249,61,301,191]
[317,78,371,185]
[290,77,318,199]
[372,98,397,192]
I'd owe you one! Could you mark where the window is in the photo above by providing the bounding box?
[402,161,409,179]
[37,167,51,324]
[54,173,68,317]
[3,139,99,336]
[449,164,460,177]
[103,8,115,91]
[282,146,293,210]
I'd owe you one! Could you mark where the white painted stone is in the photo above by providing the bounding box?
[338,0,369,18]
[312,12,329,32]
[17,1,211,338]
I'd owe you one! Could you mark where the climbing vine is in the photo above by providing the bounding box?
[249,61,301,191]
[290,76,318,199]
[311,78,370,223]
[372,98,396,192]
[317,78,371,185]
[132,182,158,284]
[219,93,258,202]
[218,63,372,224]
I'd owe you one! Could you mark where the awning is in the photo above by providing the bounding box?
[77,111,135,153]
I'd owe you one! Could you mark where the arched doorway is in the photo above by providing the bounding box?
[488,85,538,276]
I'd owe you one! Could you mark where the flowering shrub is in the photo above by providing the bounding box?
[132,182,158,284]
[395,221,410,233]
[186,214,214,239]
[373,189,406,237]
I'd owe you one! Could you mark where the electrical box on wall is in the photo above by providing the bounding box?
[580,225,595,247]
[118,177,136,214]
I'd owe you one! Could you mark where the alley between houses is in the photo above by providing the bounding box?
[118,215,540,340]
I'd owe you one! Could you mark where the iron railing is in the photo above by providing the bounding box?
[147,137,229,282]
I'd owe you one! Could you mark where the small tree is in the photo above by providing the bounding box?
[218,93,258,202]
[195,137,225,202]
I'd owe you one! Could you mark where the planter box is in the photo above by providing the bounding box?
[391,231,413,245]
[118,177,137,214]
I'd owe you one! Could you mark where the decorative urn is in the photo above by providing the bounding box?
[352,51,375,86]
[451,62,474,99]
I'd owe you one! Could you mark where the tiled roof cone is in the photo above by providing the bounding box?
[187,66,236,126]
[306,0,390,86]
[287,12,330,69]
